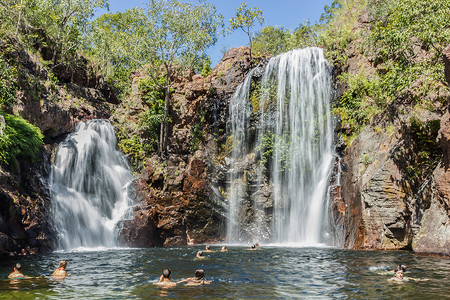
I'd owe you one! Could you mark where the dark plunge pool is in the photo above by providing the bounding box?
[0,246,449,299]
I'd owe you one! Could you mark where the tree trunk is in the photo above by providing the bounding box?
[14,0,23,38]
[159,74,171,157]
[52,27,62,68]
[248,34,253,60]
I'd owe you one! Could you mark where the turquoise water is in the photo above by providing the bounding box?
[0,246,449,299]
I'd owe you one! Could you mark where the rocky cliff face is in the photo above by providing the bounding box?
[332,17,450,256]
[117,47,253,247]
[0,37,115,255]
[2,25,448,256]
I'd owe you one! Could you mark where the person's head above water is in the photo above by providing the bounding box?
[395,264,407,272]
[197,251,203,256]
[59,260,67,269]
[205,246,210,250]
[162,269,171,279]
[251,244,256,249]
[14,263,22,271]
[194,269,205,279]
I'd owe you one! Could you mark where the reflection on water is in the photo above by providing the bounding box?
[0,247,449,299]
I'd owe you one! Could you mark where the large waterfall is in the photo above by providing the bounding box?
[227,48,334,245]
[50,120,133,249]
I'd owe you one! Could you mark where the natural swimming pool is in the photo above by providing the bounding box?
[1,246,449,299]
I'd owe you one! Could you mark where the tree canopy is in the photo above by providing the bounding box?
[88,0,223,155]
[228,2,264,57]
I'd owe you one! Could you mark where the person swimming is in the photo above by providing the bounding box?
[8,263,25,279]
[221,246,228,252]
[196,251,205,258]
[178,269,211,286]
[387,266,428,283]
[388,269,409,283]
[390,264,406,274]
[154,269,176,287]
[205,246,212,252]
[52,260,70,278]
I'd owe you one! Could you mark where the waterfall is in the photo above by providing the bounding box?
[50,120,133,249]
[227,48,334,245]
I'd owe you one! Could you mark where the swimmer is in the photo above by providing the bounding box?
[8,263,25,279]
[221,246,228,252]
[247,244,256,250]
[52,260,70,278]
[205,245,212,252]
[387,269,429,283]
[377,264,407,276]
[388,264,407,274]
[154,269,176,288]
[196,251,205,258]
[178,269,211,286]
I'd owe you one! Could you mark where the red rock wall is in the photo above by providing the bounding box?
[118,47,253,247]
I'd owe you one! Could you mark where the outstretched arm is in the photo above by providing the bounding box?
[177,277,192,284]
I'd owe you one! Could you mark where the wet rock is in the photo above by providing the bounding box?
[412,112,450,256]
[117,47,253,247]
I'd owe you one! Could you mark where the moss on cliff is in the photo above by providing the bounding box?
[0,113,43,170]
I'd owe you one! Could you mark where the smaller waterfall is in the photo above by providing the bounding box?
[50,120,133,249]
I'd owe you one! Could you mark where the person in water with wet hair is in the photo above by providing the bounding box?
[178,269,211,286]
[8,263,25,279]
[196,251,205,258]
[387,265,429,283]
[221,246,228,252]
[205,245,212,252]
[52,260,70,278]
[155,269,176,287]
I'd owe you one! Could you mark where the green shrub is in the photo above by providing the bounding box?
[406,117,441,185]
[117,134,146,170]
[366,0,450,101]
[0,56,18,106]
[138,76,165,152]
[189,123,203,153]
[0,113,43,168]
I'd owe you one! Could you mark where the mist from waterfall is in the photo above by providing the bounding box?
[227,48,334,245]
[50,120,134,249]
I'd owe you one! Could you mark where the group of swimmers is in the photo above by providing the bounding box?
[5,244,242,286]
[7,260,69,280]
[154,269,210,287]
[8,246,417,287]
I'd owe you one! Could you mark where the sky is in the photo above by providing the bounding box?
[96,0,332,66]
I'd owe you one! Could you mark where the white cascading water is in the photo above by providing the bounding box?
[50,120,133,249]
[227,48,334,245]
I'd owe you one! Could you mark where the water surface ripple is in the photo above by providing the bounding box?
[1,247,449,299]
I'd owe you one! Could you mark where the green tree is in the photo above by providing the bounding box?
[89,0,222,156]
[319,0,341,24]
[36,0,109,68]
[86,8,147,90]
[252,26,291,56]
[228,2,264,58]
[0,0,33,35]
[144,0,222,155]
[290,21,318,49]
